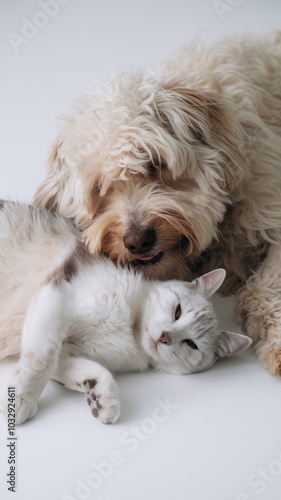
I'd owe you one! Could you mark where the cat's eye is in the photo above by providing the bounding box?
[174,304,181,320]
[183,339,198,350]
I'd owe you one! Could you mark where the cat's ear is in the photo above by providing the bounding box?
[216,331,252,358]
[191,269,226,297]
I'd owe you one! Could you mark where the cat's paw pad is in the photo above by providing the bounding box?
[83,378,120,424]
[15,393,38,424]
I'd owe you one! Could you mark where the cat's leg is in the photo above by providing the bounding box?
[53,348,120,424]
[1,283,67,424]
[236,243,281,375]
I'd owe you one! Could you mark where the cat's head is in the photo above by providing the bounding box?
[141,269,252,374]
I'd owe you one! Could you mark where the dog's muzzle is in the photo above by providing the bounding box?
[123,227,164,266]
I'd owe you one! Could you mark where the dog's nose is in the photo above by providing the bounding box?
[123,228,156,254]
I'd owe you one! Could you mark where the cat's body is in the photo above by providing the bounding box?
[0,201,251,424]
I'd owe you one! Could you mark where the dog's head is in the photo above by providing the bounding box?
[35,72,247,279]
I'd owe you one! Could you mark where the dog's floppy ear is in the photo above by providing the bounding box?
[156,79,247,192]
[34,135,102,222]
[34,141,64,211]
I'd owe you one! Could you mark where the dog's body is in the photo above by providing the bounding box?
[35,32,281,374]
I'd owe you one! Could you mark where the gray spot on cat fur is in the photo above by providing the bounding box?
[84,379,102,418]
[83,379,97,389]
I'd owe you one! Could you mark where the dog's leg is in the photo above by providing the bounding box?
[236,244,281,375]
[52,349,120,424]
[0,283,67,424]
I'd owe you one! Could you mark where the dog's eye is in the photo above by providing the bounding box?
[177,237,190,251]
[146,158,167,176]
[175,304,181,320]
[182,339,198,350]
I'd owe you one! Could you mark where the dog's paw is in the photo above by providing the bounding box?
[265,347,281,376]
[255,338,281,376]
[83,378,120,424]
[14,393,38,424]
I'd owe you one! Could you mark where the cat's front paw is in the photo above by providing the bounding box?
[15,393,38,424]
[0,392,37,425]
[83,378,120,424]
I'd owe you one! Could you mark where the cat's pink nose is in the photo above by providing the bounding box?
[159,332,171,345]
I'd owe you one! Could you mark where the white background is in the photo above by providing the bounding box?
[1,1,281,499]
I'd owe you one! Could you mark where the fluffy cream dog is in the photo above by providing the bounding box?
[34,32,281,375]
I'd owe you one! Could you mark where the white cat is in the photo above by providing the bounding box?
[0,201,251,424]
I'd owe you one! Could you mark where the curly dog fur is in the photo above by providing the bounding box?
[34,32,281,375]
